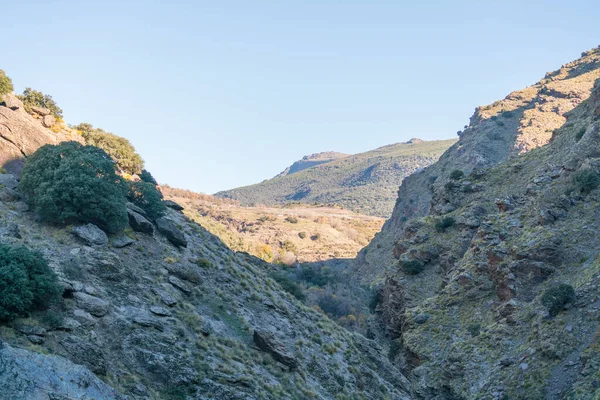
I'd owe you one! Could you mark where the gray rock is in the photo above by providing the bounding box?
[154,288,178,306]
[156,217,187,247]
[0,344,123,399]
[15,324,46,336]
[253,330,298,369]
[59,335,107,375]
[73,292,110,317]
[169,275,191,293]
[6,222,21,238]
[72,309,97,327]
[414,314,430,324]
[27,335,44,344]
[58,318,82,331]
[113,235,135,248]
[150,306,172,316]
[72,224,108,246]
[128,209,154,234]
[31,106,51,116]
[164,199,184,211]
[0,187,20,202]
[126,201,147,216]
[0,173,18,189]
[42,114,56,128]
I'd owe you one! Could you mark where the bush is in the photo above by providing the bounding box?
[0,70,13,96]
[0,245,61,321]
[126,181,166,220]
[20,142,128,233]
[310,233,321,241]
[316,293,352,317]
[271,273,305,301]
[400,259,425,275]
[572,169,600,194]
[541,284,575,316]
[449,169,464,180]
[281,239,297,253]
[435,216,455,232]
[285,216,299,224]
[17,88,63,118]
[140,169,158,185]
[298,231,307,239]
[76,123,144,175]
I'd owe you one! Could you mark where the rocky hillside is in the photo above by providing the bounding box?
[275,151,349,178]
[362,47,600,398]
[162,186,385,263]
[216,138,456,218]
[0,84,411,399]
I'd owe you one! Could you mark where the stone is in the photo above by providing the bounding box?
[168,276,191,293]
[414,314,430,324]
[253,330,298,369]
[73,292,110,317]
[1,93,24,110]
[72,309,97,327]
[150,306,171,316]
[5,223,21,238]
[72,224,108,246]
[59,335,107,375]
[126,202,147,216]
[164,199,184,211]
[127,209,154,234]
[59,318,82,331]
[113,235,135,248]
[31,106,51,116]
[15,324,47,336]
[27,335,44,344]
[154,288,178,306]
[156,217,187,247]
[42,114,56,128]
[0,173,18,189]
[0,187,19,202]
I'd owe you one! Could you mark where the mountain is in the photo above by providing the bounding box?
[355,46,600,398]
[274,151,349,178]
[216,138,457,217]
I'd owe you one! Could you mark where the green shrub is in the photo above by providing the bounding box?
[140,169,158,185]
[575,127,586,142]
[127,181,166,220]
[17,88,63,118]
[400,259,425,275]
[298,232,307,239]
[435,216,455,232]
[0,245,61,321]
[271,273,305,301]
[20,142,128,233]
[285,216,299,224]
[0,70,13,96]
[541,284,575,316]
[76,123,144,175]
[449,169,464,180]
[194,258,212,269]
[281,239,297,253]
[467,323,481,337]
[572,169,600,194]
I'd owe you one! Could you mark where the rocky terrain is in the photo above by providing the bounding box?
[162,186,384,264]
[275,151,350,178]
[358,47,600,398]
[216,139,456,218]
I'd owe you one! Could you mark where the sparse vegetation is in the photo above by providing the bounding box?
[541,284,575,316]
[0,245,61,321]
[435,216,455,232]
[449,169,464,180]
[284,216,299,224]
[400,259,425,275]
[17,87,63,118]
[298,232,307,239]
[19,142,128,233]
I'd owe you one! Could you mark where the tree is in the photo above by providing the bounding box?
[0,245,61,321]
[17,87,63,118]
[20,141,129,233]
[0,70,13,96]
[127,181,166,220]
[140,169,158,185]
[75,123,144,175]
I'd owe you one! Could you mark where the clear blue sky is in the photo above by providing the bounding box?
[2,1,599,193]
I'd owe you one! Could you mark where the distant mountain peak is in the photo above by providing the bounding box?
[275,151,349,178]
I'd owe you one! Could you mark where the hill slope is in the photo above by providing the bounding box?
[217,138,457,217]
[358,46,600,398]
[275,151,349,178]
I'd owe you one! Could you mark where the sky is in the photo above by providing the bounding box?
[2,1,599,193]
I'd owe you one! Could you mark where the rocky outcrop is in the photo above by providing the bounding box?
[72,223,108,246]
[253,329,298,369]
[156,216,187,247]
[127,208,154,234]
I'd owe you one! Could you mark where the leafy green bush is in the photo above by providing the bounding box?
[541,284,575,316]
[0,245,61,321]
[400,259,425,275]
[127,181,166,220]
[20,142,128,233]
[572,169,600,194]
[449,169,464,180]
[0,70,13,96]
[435,216,455,232]
[271,273,305,301]
[575,127,586,142]
[285,216,299,224]
[75,123,144,175]
[298,231,307,239]
[140,169,158,185]
[17,88,63,118]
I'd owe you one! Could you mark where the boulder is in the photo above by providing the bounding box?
[150,306,171,316]
[168,275,191,293]
[127,209,154,234]
[73,292,110,317]
[112,235,135,248]
[153,288,178,306]
[156,217,187,247]
[0,187,19,202]
[253,330,298,369]
[126,202,147,216]
[31,106,51,116]
[42,114,56,128]
[72,224,108,246]
[1,93,24,110]
[0,173,18,189]
[164,199,184,211]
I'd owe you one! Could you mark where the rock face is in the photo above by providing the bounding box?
[156,217,187,247]
[163,199,184,211]
[0,343,124,399]
[72,223,109,246]
[127,208,154,234]
[73,292,110,317]
[41,114,56,128]
[253,330,298,369]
